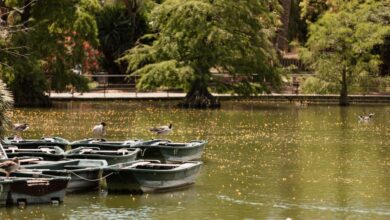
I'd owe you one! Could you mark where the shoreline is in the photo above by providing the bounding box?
[49,92,390,104]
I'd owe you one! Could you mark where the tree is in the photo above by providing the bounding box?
[299,0,331,24]
[97,3,148,80]
[0,0,101,106]
[301,0,390,105]
[0,79,13,138]
[120,0,282,108]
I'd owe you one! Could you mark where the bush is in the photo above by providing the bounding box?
[301,76,339,94]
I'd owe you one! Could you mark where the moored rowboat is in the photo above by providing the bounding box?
[70,138,143,150]
[4,146,65,161]
[134,140,207,162]
[102,160,202,193]
[0,172,70,206]
[65,147,141,165]
[2,137,70,150]
[21,159,108,192]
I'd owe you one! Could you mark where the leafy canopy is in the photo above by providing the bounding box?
[0,0,101,106]
[301,0,390,92]
[120,0,282,95]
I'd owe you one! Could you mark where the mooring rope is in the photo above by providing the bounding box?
[68,171,114,182]
[141,148,148,157]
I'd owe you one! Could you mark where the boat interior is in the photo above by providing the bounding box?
[119,161,194,170]
[68,147,136,156]
[5,146,64,154]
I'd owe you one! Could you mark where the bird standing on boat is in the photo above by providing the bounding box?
[13,123,29,141]
[358,113,375,122]
[0,157,20,177]
[150,123,172,135]
[92,122,107,139]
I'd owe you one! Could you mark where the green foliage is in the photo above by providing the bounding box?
[0,0,101,106]
[301,76,339,94]
[121,0,282,97]
[299,0,330,24]
[301,0,390,102]
[97,4,148,77]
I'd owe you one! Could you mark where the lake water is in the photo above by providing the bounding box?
[0,101,389,219]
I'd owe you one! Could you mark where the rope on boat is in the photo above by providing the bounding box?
[68,171,114,182]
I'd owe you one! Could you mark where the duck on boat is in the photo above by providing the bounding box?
[0,157,20,177]
[12,123,29,141]
[65,147,141,165]
[102,160,202,193]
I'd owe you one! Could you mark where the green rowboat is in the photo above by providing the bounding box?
[103,160,202,193]
[65,147,141,165]
[2,137,70,150]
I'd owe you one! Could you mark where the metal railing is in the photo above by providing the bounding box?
[81,73,389,96]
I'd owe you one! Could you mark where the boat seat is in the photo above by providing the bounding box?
[64,165,90,169]
[80,149,94,154]
[127,161,152,168]
[19,158,42,163]
[174,163,194,169]
[42,137,55,142]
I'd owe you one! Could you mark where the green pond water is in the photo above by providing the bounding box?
[0,101,389,219]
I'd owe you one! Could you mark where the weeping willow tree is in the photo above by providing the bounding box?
[0,79,13,138]
[120,0,283,108]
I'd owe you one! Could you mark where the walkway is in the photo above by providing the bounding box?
[49,90,390,103]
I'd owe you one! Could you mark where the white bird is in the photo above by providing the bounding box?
[92,122,107,139]
[13,123,29,141]
[0,157,20,177]
[150,123,172,135]
[358,113,375,121]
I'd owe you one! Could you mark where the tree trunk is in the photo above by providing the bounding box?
[21,0,32,27]
[122,0,139,44]
[178,79,220,109]
[339,68,349,106]
[276,0,292,52]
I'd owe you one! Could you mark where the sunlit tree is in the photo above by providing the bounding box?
[120,0,283,108]
[301,0,390,105]
[0,0,101,106]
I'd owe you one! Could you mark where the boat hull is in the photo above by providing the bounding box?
[103,161,202,193]
[0,172,70,206]
[136,141,206,162]
[22,159,107,192]
[0,180,11,206]
[41,169,102,192]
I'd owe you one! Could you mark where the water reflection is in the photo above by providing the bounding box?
[1,101,389,219]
